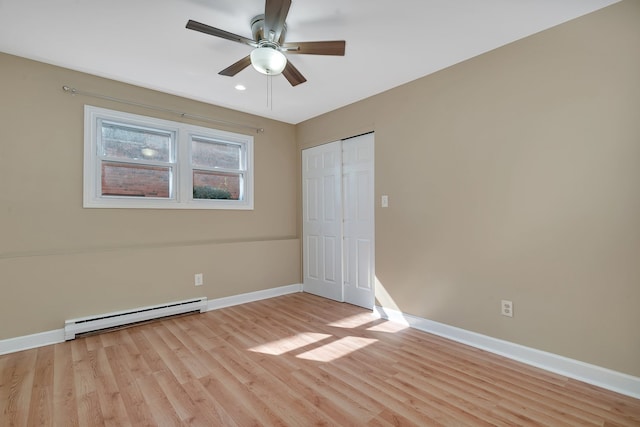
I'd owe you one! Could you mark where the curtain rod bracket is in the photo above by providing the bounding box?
[62,85,78,95]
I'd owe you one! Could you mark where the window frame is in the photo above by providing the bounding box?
[84,105,254,210]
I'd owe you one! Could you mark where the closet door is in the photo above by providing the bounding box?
[302,141,344,302]
[342,133,375,309]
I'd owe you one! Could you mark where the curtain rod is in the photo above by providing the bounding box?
[61,85,264,134]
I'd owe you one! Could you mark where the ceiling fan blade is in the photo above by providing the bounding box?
[218,55,252,76]
[186,20,256,47]
[264,0,291,43]
[281,40,346,56]
[282,61,307,86]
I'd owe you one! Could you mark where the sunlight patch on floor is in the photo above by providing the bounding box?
[326,313,377,329]
[296,336,378,362]
[366,321,409,333]
[248,332,331,356]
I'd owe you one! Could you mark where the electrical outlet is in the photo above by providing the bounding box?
[194,273,203,286]
[501,300,513,317]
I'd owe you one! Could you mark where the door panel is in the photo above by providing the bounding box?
[343,133,375,309]
[302,141,343,302]
[306,235,319,279]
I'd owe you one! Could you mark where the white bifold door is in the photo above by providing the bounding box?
[302,133,375,309]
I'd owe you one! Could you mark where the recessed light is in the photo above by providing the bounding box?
[235,84,246,91]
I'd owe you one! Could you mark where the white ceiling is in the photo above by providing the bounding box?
[0,0,620,124]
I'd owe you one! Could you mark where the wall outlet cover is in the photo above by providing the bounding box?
[195,273,204,286]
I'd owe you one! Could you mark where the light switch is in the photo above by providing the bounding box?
[381,195,389,208]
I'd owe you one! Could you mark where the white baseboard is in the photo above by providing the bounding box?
[0,284,303,356]
[0,329,66,356]
[374,305,640,399]
[206,283,302,311]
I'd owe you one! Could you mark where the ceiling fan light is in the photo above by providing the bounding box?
[250,47,287,75]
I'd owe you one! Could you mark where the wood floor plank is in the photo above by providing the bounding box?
[98,329,123,349]
[1,349,37,427]
[104,345,157,425]
[70,339,105,426]
[82,333,104,352]
[154,370,231,427]
[319,361,447,426]
[26,346,55,426]
[1,293,639,426]
[253,355,355,426]
[200,370,289,427]
[396,333,623,424]
[180,378,238,426]
[386,374,499,426]
[389,347,597,425]
[289,368,376,425]
[210,342,313,426]
[160,319,218,379]
[135,371,183,426]
[198,374,264,426]
[109,330,153,379]
[52,343,79,426]
[371,408,425,427]
[94,347,132,427]
[139,326,195,385]
[125,327,166,375]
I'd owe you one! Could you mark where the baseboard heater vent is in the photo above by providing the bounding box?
[64,297,208,340]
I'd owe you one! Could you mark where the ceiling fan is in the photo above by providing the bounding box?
[186,0,345,86]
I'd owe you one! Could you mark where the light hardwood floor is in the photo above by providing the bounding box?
[1,292,639,426]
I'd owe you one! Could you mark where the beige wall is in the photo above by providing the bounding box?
[298,1,640,376]
[0,53,300,338]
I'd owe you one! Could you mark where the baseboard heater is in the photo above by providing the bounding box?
[64,297,208,340]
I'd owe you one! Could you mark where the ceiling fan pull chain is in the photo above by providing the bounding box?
[266,74,275,111]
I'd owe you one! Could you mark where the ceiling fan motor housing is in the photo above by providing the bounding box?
[251,14,287,44]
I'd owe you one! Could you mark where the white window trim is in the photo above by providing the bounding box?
[84,105,254,210]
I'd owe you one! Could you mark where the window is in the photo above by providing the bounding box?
[84,105,253,209]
